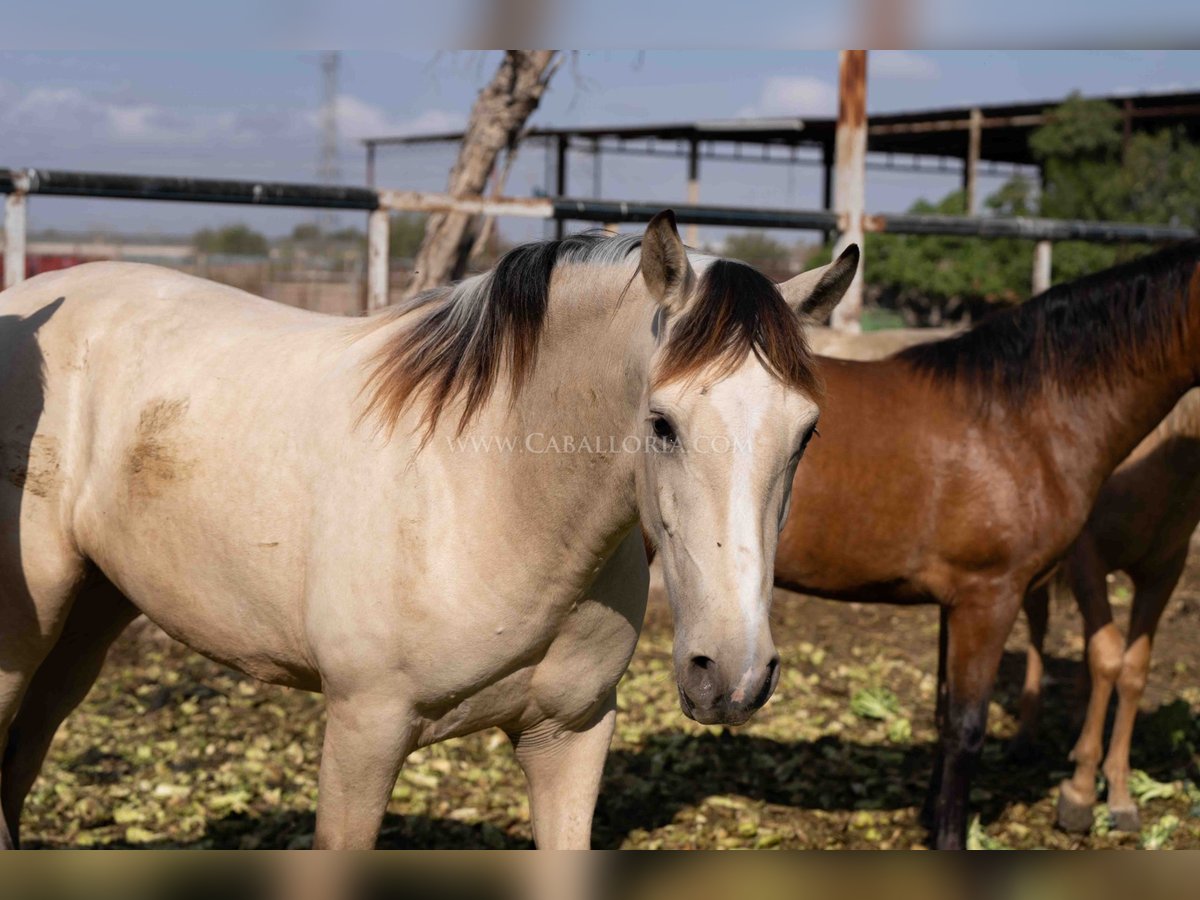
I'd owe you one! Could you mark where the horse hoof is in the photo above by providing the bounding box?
[1056,783,1096,833]
[1109,805,1141,833]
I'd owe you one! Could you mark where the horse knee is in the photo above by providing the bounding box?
[1116,663,1147,698]
[1088,627,1124,684]
[947,702,988,760]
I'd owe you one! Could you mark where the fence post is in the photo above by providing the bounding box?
[367,209,390,311]
[831,50,868,333]
[1032,240,1052,296]
[4,183,28,289]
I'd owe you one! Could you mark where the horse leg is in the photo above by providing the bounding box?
[508,691,617,849]
[932,585,1022,850]
[1010,584,1050,760]
[1,578,137,846]
[920,606,949,830]
[313,691,416,849]
[1101,553,1183,832]
[0,537,88,849]
[1057,541,1122,833]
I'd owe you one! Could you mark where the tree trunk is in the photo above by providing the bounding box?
[402,50,561,300]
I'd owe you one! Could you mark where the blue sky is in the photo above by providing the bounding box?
[2,50,1199,242]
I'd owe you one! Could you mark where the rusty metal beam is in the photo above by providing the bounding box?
[831,50,868,333]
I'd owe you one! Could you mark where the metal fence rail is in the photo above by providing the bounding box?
[0,168,378,210]
[4,167,1197,311]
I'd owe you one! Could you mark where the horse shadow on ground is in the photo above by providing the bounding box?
[37,649,1196,849]
[588,648,1197,848]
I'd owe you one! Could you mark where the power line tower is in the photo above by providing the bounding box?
[317,52,341,232]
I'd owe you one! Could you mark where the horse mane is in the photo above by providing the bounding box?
[898,240,1200,406]
[654,259,822,400]
[362,231,823,436]
[362,232,644,436]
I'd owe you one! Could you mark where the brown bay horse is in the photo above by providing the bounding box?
[774,241,1200,849]
[1017,389,1200,833]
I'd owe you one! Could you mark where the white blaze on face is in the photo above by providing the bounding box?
[710,374,768,681]
[646,354,818,710]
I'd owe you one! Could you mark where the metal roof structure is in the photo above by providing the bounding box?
[361,86,1200,250]
[363,90,1200,168]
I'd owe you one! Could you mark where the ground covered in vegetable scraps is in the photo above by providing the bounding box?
[24,559,1200,850]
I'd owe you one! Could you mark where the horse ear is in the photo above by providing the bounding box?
[641,210,695,314]
[779,244,860,323]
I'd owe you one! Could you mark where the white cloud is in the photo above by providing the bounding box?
[311,95,466,141]
[0,82,465,154]
[737,75,837,119]
[1,84,251,146]
[871,51,940,81]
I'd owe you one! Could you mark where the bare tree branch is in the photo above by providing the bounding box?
[402,50,561,300]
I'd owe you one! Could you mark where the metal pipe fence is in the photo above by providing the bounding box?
[3,167,1196,313]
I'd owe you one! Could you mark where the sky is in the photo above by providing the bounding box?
[2,50,1199,243]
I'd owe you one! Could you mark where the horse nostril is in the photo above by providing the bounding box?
[683,655,720,706]
[752,656,781,709]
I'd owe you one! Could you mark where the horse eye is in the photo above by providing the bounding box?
[651,415,678,446]
[797,423,819,457]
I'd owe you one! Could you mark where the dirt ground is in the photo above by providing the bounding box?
[22,552,1200,850]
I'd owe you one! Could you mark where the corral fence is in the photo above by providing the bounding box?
[3,167,1197,320]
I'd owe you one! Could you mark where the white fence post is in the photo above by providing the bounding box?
[1032,240,1052,296]
[367,209,390,311]
[4,188,27,289]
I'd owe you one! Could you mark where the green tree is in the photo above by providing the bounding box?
[866,187,1033,315]
[389,213,427,260]
[862,92,1200,321]
[722,231,793,279]
[193,224,269,257]
[290,223,321,242]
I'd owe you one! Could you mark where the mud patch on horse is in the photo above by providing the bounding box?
[127,398,195,498]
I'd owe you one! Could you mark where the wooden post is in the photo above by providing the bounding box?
[686,138,701,247]
[554,134,568,239]
[830,50,868,333]
[4,188,27,289]
[1032,240,1052,296]
[365,141,377,188]
[964,107,982,215]
[367,209,390,311]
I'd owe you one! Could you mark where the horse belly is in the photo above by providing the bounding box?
[72,430,318,689]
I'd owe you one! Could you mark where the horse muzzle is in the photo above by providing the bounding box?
[676,653,780,726]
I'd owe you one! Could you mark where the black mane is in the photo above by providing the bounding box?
[898,240,1200,403]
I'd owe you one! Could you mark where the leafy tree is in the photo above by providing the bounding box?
[193,224,269,257]
[290,223,321,242]
[723,231,790,266]
[865,187,1034,320]
[863,92,1200,322]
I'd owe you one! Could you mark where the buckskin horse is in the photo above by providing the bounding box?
[775,242,1200,848]
[0,211,857,849]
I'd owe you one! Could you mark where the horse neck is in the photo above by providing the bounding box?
[487,265,655,544]
[1031,274,1200,494]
